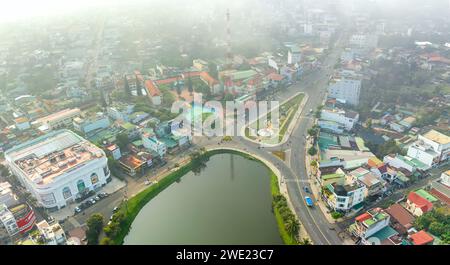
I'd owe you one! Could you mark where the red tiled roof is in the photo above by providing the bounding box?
[155,77,178,85]
[428,56,450,64]
[429,188,450,205]
[407,192,433,213]
[355,212,371,222]
[410,230,434,245]
[385,203,415,228]
[145,80,161,97]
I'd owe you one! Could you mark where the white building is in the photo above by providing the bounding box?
[327,78,361,106]
[350,208,391,243]
[349,34,378,49]
[0,204,18,236]
[407,142,440,168]
[107,104,134,122]
[287,46,302,65]
[407,130,450,167]
[4,130,110,210]
[73,112,110,135]
[0,182,18,207]
[324,182,366,212]
[32,108,81,131]
[36,220,67,245]
[383,154,431,173]
[320,107,359,131]
[142,132,167,158]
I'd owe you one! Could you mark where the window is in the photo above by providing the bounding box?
[103,166,110,177]
[77,180,86,193]
[62,187,72,199]
[91,173,99,185]
[337,197,347,203]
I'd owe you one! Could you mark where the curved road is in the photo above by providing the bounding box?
[197,34,347,244]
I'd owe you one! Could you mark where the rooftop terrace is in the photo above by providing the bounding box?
[6,130,104,185]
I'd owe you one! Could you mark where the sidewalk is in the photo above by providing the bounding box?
[304,140,336,224]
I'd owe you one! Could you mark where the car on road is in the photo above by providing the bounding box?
[304,196,314,207]
[89,198,96,205]
[303,186,310,193]
[98,192,108,198]
[94,196,100,201]
[74,207,82,214]
[112,206,119,213]
[144,180,151,185]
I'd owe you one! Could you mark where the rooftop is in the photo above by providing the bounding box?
[410,230,434,245]
[422,129,450,145]
[385,203,415,228]
[414,189,438,202]
[5,130,104,186]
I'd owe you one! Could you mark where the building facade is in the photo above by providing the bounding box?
[4,130,110,211]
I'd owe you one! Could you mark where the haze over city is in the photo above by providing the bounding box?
[0,0,448,256]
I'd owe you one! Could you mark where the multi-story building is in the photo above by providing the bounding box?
[349,208,391,244]
[107,103,134,122]
[287,46,302,65]
[0,182,17,207]
[327,78,361,106]
[4,130,110,211]
[73,112,110,135]
[320,107,359,132]
[323,181,366,212]
[383,154,431,173]
[405,192,433,217]
[0,204,19,236]
[32,108,81,131]
[407,130,450,167]
[35,220,67,245]
[142,133,167,158]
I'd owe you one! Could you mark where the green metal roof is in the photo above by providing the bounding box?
[322,173,345,180]
[229,70,257,81]
[369,226,398,241]
[415,189,438,202]
[121,122,137,131]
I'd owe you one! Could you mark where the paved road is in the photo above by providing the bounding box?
[194,33,348,245]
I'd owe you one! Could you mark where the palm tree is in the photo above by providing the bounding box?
[285,217,300,241]
[299,238,312,245]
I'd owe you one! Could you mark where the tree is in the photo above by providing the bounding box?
[308,147,317,156]
[99,237,113,245]
[103,221,121,238]
[285,217,300,241]
[208,62,218,79]
[123,75,131,97]
[299,238,312,245]
[187,75,193,95]
[116,133,129,151]
[136,76,143,96]
[100,89,108,108]
[86,213,104,245]
[331,211,344,220]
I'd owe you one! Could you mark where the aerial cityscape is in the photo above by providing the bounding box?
[0,0,449,249]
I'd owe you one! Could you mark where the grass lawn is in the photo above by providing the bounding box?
[246,93,304,142]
